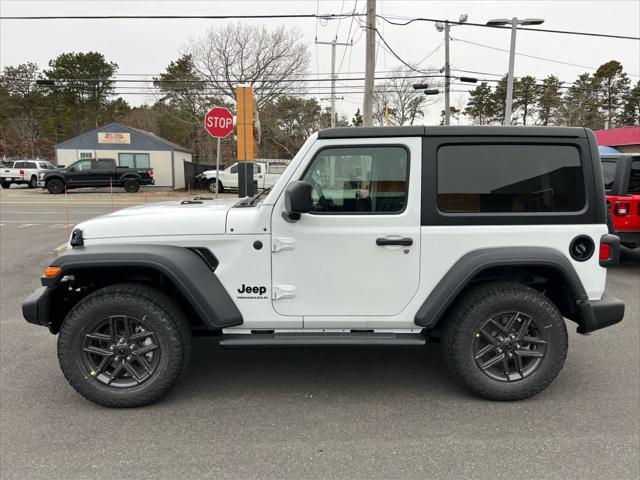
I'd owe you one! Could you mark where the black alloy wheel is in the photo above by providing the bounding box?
[473,311,547,382]
[47,179,65,194]
[81,315,161,388]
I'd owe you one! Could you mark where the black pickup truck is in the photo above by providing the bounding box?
[39,158,154,194]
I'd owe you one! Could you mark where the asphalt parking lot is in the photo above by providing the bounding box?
[1,186,638,480]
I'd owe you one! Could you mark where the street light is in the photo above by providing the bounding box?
[486,17,545,125]
[434,13,468,125]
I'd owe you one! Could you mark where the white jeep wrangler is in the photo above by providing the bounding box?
[23,126,625,407]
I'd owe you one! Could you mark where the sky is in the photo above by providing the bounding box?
[1,0,639,125]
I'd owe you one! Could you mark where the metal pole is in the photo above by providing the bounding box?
[363,0,376,126]
[444,21,451,126]
[504,18,518,125]
[331,39,336,128]
[215,137,221,199]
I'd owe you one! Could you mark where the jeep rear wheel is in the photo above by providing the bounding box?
[46,179,65,194]
[442,282,568,401]
[207,178,223,193]
[57,283,191,408]
[123,178,140,193]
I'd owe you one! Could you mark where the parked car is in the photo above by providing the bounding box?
[601,154,640,248]
[23,126,624,407]
[196,161,287,193]
[39,158,154,194]
[1,159,56,189]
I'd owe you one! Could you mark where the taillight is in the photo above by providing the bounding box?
[149,170,154,177]
[614,201,630,216]
[599,243,611,261]
[19,169,24,175]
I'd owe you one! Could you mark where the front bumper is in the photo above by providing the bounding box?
[575,292,625,334]
[22,286,53,332]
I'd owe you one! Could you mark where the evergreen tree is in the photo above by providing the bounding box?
[559,73,603,128]
[618,80,640,126]
[594,60,631,128]
[513,76,541,125]
[537,75,563,126]
[463,82,495,125]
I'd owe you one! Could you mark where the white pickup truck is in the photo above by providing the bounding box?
[1,160,56,189]
[197,161,287,194]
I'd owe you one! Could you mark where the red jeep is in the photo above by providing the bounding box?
[601,154,640,248]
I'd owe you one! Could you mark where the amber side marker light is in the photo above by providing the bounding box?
[44,266,62,278]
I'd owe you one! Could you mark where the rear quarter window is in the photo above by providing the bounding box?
[437,144,585,213]
[629,160,640,194]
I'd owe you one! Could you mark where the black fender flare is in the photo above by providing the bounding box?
[44,174,66,184]
[414,247,588,329]
[46,244,242,329]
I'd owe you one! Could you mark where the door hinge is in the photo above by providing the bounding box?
[273,285,296,300]
[272,237,296,253]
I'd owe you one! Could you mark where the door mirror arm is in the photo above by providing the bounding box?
[283,181,313,222]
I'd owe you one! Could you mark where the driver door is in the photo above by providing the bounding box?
[270,138,422,327]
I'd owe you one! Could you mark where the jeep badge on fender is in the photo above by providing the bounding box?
[22,126,625,408]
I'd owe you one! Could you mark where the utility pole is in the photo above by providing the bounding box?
[363,0,376,126]
[443,21,451,126]
[435,14,467,126]
[317,37,351,128]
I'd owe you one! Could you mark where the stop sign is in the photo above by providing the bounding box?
[204,106,234,138]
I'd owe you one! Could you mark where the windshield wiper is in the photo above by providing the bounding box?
[248,186,272,205]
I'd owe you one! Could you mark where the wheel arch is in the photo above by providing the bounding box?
[415,247,589,331]
[41,244,242,334]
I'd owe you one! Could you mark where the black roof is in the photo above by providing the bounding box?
[318,125,588,139]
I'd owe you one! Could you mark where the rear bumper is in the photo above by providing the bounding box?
[22,286,54,332]
[615,230,640,246]
[575,292,625,334]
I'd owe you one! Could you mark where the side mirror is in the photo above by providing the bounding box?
[283,181,313,221]
[69,167,75,172]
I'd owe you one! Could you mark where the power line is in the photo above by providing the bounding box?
[376,14,640,41]
[452,36,640,77]
[2,12,637,41]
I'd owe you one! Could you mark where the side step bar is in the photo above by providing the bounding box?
[219,332,426,347]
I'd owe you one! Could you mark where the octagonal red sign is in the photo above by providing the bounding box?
[204,106,234,138]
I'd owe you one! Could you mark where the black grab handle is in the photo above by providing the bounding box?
[376,237,413,246]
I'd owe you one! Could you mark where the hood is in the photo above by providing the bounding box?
[76,198,239,240]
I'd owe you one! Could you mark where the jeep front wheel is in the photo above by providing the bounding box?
[57,284,191,407]
[442,282,568,401]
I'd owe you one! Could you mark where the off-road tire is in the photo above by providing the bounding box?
[442,281,568,401]
[0,181,10,189]
[207,178,223,193]
[123,178,140,193]
[46,178,65,194]
[57,283,191,408]
[28,176,37,188]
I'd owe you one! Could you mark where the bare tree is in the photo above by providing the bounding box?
[188,23,310,108]
[372,68,439,126]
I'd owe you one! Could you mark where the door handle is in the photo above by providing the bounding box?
[376,237,413,246]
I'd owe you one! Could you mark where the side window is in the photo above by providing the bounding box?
[255,164,262,174]
[629,160,640,194]
[118,153,149,168]
[601,160,617,192]
[437,144,585,213]
[229,164,238,174]
[301,146,409,214]
[74,160,93,171]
